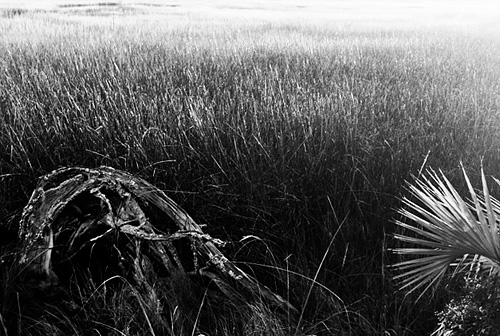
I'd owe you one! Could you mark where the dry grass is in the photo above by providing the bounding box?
[1,3,500,335]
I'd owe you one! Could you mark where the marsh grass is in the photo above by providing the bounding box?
[1,8,500,335]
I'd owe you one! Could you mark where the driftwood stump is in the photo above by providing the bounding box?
[17,166,295,312]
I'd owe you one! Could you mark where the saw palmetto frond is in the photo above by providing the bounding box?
[393,166,500,296]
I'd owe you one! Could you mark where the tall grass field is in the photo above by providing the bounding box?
[1,1,500,335]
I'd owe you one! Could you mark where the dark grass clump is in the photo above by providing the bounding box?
[1,243,357,335]
[2,271,287,335]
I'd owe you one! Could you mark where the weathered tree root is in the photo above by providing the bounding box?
[17,166,296,313]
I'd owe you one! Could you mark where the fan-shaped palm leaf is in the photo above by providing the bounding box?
[393,166,500,297]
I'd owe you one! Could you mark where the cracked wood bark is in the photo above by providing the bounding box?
[17,166,296,313]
